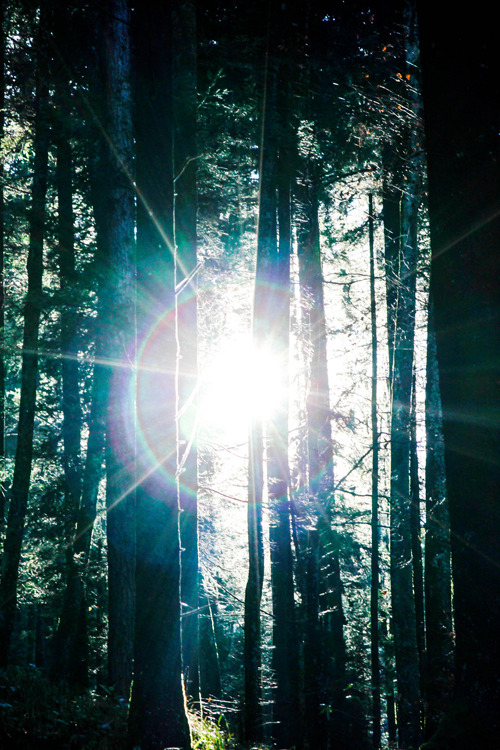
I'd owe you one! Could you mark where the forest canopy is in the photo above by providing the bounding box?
[0,1,499,749]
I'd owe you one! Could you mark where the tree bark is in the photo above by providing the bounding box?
[382,143,401,388]
[243,419,264,743]
[267,6,299,745]
[388,8,423,745]
[418,10,500,739]
[49,0,84,683]
[369,194,381,749]
[0,4,50,667]
[243,9,278,734]
[173,0,200,703]
[128,1,191,746]
[97,0,136,698]
[423,297,453,739]
[0,0,5,534]
[410,367,425,690]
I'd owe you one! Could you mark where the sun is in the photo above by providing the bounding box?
[199,337,286,437]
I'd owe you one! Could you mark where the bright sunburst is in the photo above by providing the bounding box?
[199,338,286,436]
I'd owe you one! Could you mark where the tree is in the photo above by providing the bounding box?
[94,0,136,698]
[418,2,500,746]
[0,0,5,532]
[387,7,423,745]
[0,2,50,667]
[424,298,453,738]
[173,0,200,702]
[128,0,191,746]
[369,193,381,749]
[262,4,300,747]
[243,4,278,739]
[49,0,85,686]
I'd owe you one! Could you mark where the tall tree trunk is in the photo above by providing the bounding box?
[199,584,222,700]
[53,134,117,687]
[128,1,191,747]
[410,367,425,690]
[389,7,423,745]
[267,6,299,746]
[50,136,84,685]
[0,4,50,667]
[244,419,265,743]
[0,0,5,535]
[419,0,500,738]
[382,144,401,388]
[389,171,421,750]
[243,6,279,737]
[97,0,136,698]
[297,159,346,749]
[369,194,381,749]
[303,528,321,750]
[173,0,200,703]
[423,297,453,739]
[49,0,84,683]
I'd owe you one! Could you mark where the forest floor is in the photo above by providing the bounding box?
[0,665,245,749]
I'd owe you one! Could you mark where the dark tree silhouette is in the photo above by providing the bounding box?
[419,2,500,747]
[0,3,50,667]
[128,0,191,747]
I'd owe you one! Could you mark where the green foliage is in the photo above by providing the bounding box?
[190,710,237,750]
[0,666,128,748]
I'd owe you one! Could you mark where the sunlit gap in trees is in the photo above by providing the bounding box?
[199,338,286,438]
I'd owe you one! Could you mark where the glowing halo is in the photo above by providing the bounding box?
[198,337,287,437]
[135,307,177,485]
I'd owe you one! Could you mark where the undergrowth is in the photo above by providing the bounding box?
[0,665,128,748]
[190,711,236,750]
[0,665,266,749]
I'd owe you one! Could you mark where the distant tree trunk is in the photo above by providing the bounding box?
[377,2,404,388]
[128,1,191,747]
[297,165,332,500]
[243,6,279,737]
[78,139,114,569]
[381,617,398,747]
[267,6,299,746]
[75,354,106,562]
[244,418,265,743]
[423,298,453,739]
[199,586,222,700]
[52,134,116,687]
[381,144,401,388]
[97,0,136,698]
[297,158,346,749]
[0,0,5,534]
[50,0,84,683]
[389,7,423,746]
[50,136,84,685]
[0,4,50,667]
[173,0,200,703]
[303,528,321,749]
[410,367,425,690]
[54,13,82,561]
[369,194,381,749]
[389,184,421,750]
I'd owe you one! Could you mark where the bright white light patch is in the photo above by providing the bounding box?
[199,338,286,435]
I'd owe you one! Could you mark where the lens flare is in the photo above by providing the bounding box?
[199,338,286,436]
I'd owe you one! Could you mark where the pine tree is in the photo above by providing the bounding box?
[97,0,136,698]
[128,1,191,746]
[173,0,200,702]
[0,2,50,667]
